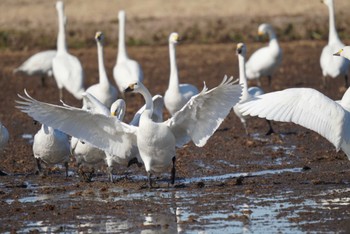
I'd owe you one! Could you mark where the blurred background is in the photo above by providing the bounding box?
[0,0,349,50]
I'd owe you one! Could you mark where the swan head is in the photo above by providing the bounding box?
[118,10,126,20]
[169,32,179,44]
[258,23,273,36]
[95,31,105,43]
[124,82,139,93]
[111,99,126,120]
[56,1,64,11]
[236,43,247,57]
[333,47,350,61]
[321,0,333,7]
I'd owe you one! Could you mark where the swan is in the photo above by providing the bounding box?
[0,122,9,153]
[84,32,118,108]
[33,124,71,177]
[334,46,350,60]
[16,76,241,187]
[245,23,282,86]
[164,32,199,116]
[113,10,143,93]
[238,86,350,160]
[13,50,56,87]
[52,1,85,100]
[233,43,274,135]
[320,0,349,88]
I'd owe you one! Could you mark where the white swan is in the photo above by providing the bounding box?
[113,10,143,93]
[239,86,350,160]
[245,23,282,86]
[52,1,85,100]
[320,0,349,87]
[84,32,118,108]
[16,76,241,187]
[13,50,56,86]
[0,122,9,153]
[334,46,350,60]
[33,124,71,177]
[233,43,274,135]
[164,32,199,116]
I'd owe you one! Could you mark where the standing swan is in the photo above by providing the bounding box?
[52,1,85,100]
[233,43,274,135]
[13,50,56,87]
[320,0,349,88]
[113,10,143,93]
[245,23,282,87]
[164,32,199,116]
[16,76,242,188]
[84,32,118,108]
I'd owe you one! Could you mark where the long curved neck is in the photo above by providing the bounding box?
[168,41,179,90]
[238,53,249,99]
[97,41,109,85]
[56,5,67,53]
[117,12,128,63]
[139,83,154,117]
[327,1,340,44]
[267,29,279,50]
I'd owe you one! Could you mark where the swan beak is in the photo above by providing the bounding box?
[124,83,135,93]
[236,43,244,55]
[95,31,103,41]
[258,30,264,36]
[333,49,342,57]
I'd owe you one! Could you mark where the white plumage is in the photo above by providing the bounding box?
[52,1,85,100]
[13,50,56,86]
[320,0,349,87]
[33,124,71,176]
[334,46,350,60]
[164,32,199,116]
[239,87,350,160]
[113,10,143,93]
[84,32,118,108]
[245,23,282,86]
[233,43,274,135]
[16,76,241,187]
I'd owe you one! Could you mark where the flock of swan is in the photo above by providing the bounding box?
[2,0,350,187]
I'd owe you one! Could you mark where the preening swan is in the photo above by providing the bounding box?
[245,23,282,86]
[320,0,349,87]
[164,32,199,116]
[113,10,143,93]
[233,43,274,135]
[239,86,350,160]
[16,76,241,188]
[52,1,85,100]
[33,124,71,177]
[84,32,118,108]
[0,122,9,153]
[13,50,56,87]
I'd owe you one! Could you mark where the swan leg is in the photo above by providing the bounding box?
[59,88,63,101]
[147,171,153,189]
[265,120,274,135]
[345,74,349,88]
[107,166,114,183]
[170,156,176,185]
[241,120,249,136]
[64,161,69,177]
[41,75,46,87]
[35,158,43,175]
[268,75,272,87]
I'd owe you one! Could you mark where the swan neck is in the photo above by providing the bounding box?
[117,13,128,62]
[97,41,108,85]
[168,42,179,89]
[327,1,340,44]
[139,83,154,115]
[238,54,249,97]
[56,6,67,52]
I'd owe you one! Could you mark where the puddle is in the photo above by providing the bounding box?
[21,133,34,144]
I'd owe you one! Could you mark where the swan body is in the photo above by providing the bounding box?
[0,122,9,153]
[113,10,143,93]
[164,32,199,116]
[239,86,350,160]
[233,43,274,135]
[52,1,85,100]
[16,76,241,187]
[84,32,118,108]
[320,0,349,87]
[14,50,56,86]
[245,23,282,86]
[33,124,70,176]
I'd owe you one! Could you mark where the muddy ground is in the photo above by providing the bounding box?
[0,38,350,233]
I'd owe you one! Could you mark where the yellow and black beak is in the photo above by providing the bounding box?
[124,83,136,92]
[95,31,103,41]
[333,49,342,56]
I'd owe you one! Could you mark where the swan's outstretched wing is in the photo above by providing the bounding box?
[239,88,348,150]
[129,95,164,126]
[82,92,110,116]
[166,76,242,147]
[16,90,137,157]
